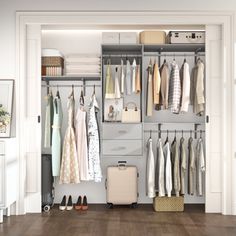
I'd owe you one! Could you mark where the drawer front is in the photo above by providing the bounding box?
[102,123,142,140]
[102,140,142,156]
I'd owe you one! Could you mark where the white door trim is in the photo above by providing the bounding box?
[15,11,235,215]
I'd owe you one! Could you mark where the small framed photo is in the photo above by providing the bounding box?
[0,80,14,137]
[104,98,123,122]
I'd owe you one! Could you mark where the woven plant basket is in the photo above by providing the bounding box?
[153,196,184,212]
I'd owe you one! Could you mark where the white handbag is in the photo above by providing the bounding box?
[121,102,141,123]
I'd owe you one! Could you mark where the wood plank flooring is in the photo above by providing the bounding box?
[0,204,236,236]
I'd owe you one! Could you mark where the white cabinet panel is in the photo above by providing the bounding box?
[26,152,38,193]
[0,142,5,207]
[210,80,221,116]
[209,40,222,78]
[209,116,221,153]
[210,153,222,193]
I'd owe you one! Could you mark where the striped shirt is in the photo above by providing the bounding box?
[168,61,181,114]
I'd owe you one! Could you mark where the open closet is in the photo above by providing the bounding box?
[40,26,206,209]
[19,10,232,214]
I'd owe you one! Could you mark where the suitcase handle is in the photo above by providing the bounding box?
[118,161,127,169]
[105,179,107,189]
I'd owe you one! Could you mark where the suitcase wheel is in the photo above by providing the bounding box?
[107,203,114,209]
[130,203,138,209]
[43,205,51,212]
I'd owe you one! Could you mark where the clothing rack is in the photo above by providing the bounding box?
[42,84,101,95]
[144,129,205,139]
[42,84,101,88]
[102,54,142,58]
[143,53,205,57]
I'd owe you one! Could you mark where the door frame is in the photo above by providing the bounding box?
[16,11,235,215]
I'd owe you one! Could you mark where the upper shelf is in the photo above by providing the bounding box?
[143,44,205,53]
[42,75,101,82]
[102,43,205,54]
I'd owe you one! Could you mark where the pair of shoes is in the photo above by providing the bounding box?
[59,195,73,211]
[75,196,88,211]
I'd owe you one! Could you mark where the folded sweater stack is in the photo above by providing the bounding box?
[65,54,101,77]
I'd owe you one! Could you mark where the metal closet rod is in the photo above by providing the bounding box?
[42,84,101,88]
[102,54,142,58]
[143,53,205,57]
[144,130,205,133]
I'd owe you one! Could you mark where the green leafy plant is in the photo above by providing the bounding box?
[0,104,11,129]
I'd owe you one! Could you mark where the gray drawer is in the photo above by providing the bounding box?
[102,140,143,156]
[102,123,142,140]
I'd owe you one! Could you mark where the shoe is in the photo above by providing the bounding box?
[59,195,66,211]
[75,196,82,210]
[66,195,73,211]
[82,196,88,211]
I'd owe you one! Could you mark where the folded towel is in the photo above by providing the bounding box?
[42,48,64,57]
[66,58,101,63]
[66,65,101,70]
[66,53,100,58]
[65,72,100,77]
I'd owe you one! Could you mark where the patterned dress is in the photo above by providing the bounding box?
[60,93,80,184]
[88,94,102,182]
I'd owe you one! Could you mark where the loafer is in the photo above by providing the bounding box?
[59,195,66,211]
[82,196,88,211]
[75,196,82,210]
[66,195,73,211]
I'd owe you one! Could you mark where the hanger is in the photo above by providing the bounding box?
[149,130,152,139]
[190,130,193,138]
[80,89,84,106]
[56,85,60,98]
[165,130,169,144]
[93,84,96,95]
[200,130,202,139]
[182,130,184,138]
[174,130,177,141]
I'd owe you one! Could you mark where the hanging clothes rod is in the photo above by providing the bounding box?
[144,130,205,133]
[42,84,101,88]
[143,53,205,57]
[102,54,142,58]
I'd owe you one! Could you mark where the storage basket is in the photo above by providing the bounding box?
[153,196,184,212]
[42,57,64,68]
[140,31,166,44]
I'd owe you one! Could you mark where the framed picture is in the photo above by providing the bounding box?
[104,98,123,122]
[0,80,14,137]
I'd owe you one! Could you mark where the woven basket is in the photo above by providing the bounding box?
[42,57,64,67]
[153,196,184,212]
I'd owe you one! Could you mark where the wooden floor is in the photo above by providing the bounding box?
[1,204,236,236]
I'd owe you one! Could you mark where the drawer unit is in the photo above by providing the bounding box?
[102,123,142,140]
[102,140,143,156]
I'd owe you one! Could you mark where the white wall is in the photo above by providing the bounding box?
[0,0,236,77]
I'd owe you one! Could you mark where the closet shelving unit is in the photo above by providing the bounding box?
[41,75,101,94]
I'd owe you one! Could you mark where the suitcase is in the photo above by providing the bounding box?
[167,31,205,44]
[139,31,166,44]
[41,154,54,212]
[105,161,139,208]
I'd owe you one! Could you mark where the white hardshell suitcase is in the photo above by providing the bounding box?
[105,161,139,208]
[167,31,205,44]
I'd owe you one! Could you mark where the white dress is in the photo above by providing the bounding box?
[60,93,80,184]
[146,138,156,198]
[75,101,89,181]
[88,94,102,182]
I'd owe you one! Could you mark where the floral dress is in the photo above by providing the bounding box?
[60,92,80,184]
[88,94,102,182]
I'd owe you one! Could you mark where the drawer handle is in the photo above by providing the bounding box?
[118,130,127,134]
[112,146,126,151]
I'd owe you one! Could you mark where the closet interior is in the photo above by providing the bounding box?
[41,25,206,209]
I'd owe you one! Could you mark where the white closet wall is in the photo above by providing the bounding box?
[41,29,206,204]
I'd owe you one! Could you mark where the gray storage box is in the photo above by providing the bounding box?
[120,32,137,44]
[167,31,205,44]
[102,32,119,44]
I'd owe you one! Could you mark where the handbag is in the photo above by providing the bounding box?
[121,102,141,123]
